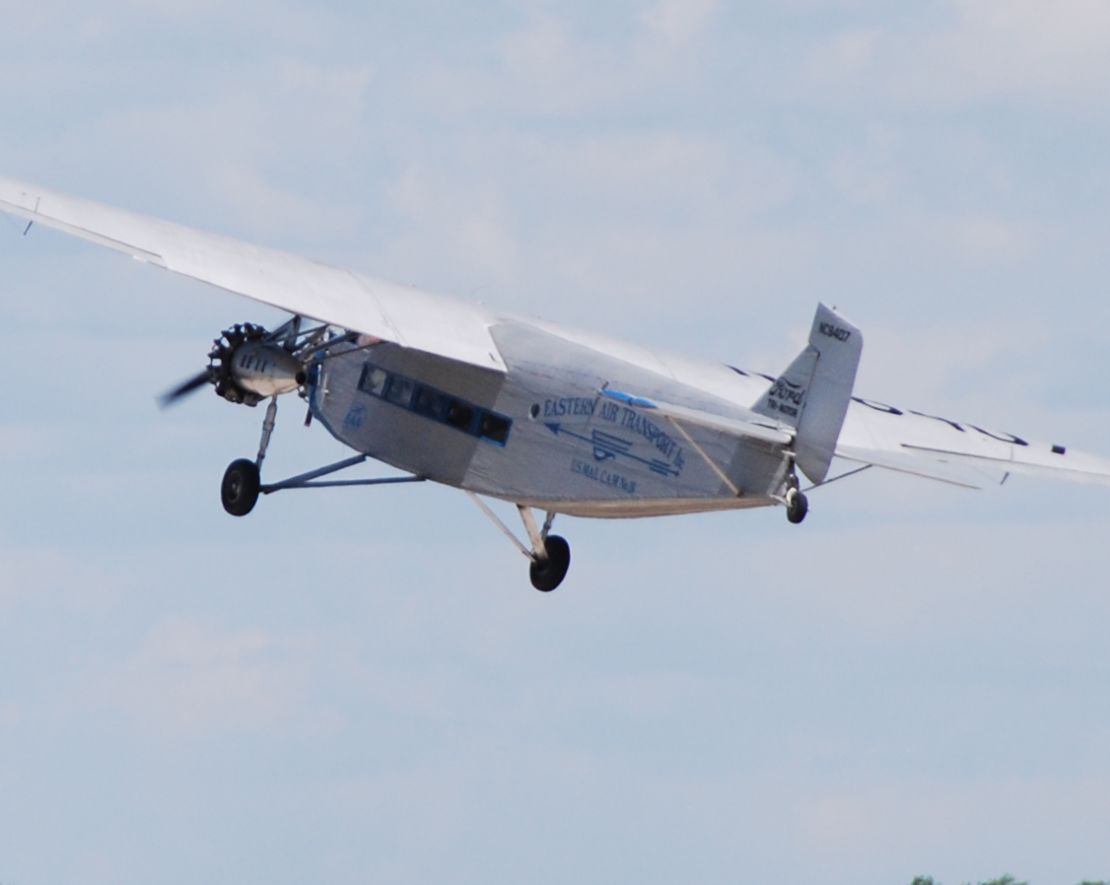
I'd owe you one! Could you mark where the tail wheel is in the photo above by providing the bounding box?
[785,488,809,524]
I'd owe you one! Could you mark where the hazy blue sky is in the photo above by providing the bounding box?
[3,2,1110,883]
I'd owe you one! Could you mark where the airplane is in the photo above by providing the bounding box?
[3,176,1109,592]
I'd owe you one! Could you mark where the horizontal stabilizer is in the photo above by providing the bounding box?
[901,444,1110,488]
[835,393,1110,492]
[836,445,1006,490]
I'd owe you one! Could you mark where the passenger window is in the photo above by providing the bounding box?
[445,400,474,431]
[413,386,445,418]
[386,376,415,407]
[356,363,509,447]
[479,413,510,444]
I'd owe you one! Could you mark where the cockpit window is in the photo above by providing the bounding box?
[359,365,388,397]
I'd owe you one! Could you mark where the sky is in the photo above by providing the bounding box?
[3,2,1110,883]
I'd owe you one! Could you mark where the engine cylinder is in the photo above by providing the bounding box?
[208,323,307,406]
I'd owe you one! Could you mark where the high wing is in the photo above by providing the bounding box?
[835,398,1110,490]
[0,177,506,372]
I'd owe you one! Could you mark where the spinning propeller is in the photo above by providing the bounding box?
[158,369,212,409]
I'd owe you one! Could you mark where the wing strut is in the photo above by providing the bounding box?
[22,197,39,236]
[800,464,873,493]
[261,456,426,492]
[665,417,742,497]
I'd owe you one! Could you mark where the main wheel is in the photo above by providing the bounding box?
[786,489,808,524]
[221,458,261,517]
[529,535,571,592]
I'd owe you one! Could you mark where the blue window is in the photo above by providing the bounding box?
[358,362,511,446]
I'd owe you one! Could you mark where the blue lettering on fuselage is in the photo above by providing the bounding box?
[571,458,638,495]
[546,391,687,478]
[609,407,684,470]
[543,397,598,418]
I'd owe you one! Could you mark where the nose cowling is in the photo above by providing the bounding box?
[229,341,306,399]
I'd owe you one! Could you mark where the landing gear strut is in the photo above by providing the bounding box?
[219,395,425,517]
[468,495,572,592]
[220,395,278,517]
[520,507,570,592]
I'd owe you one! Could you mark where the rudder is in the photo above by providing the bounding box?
[752,303,862,484]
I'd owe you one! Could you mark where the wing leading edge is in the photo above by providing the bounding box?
[0,177,506,373]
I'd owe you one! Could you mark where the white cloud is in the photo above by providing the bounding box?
[99,618,335,736]
[944,214,1037,259]
[641,0,721,45]
[828,124,901,205]
[497,14,630,115]
[800,25,883,85]
[940,0,1110,99]
[795,775,1110,881]
[0,546,133,612]
[799,0,1110,108]
[383,168,520,286]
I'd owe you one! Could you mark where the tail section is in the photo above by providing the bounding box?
[753,303,863,484]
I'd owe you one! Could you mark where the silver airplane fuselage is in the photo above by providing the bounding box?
[310,318,788,518]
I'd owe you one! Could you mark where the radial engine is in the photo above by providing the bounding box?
[206,323,307,406]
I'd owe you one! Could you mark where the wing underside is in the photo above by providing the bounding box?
[0,177,506,373]
[835,403,1110,490]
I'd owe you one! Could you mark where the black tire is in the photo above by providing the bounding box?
[786,491,808,525]
[221,458,261,517]
[529,534,571,592]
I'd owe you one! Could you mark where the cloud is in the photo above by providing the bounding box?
[938,0,1110,100]
[98,617,334,736]
[943,214,1037,259]
[641,0,721,45]
[795,775,1110,881]
[383,167,520,286]
[0,545,134,612]
[798,0,1110,108]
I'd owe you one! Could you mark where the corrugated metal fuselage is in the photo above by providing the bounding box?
[309,320,790,517]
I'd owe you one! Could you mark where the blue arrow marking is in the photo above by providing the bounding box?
[545,423,681,477]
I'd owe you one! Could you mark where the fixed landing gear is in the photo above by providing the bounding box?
[219,394,425,517]
[520,507,570,592]
[468,495,571,592]
[783,464,809,525]
[530,535,571,592]
[785,486,809,524]
[220,395,278,517]
[221,459,260,516]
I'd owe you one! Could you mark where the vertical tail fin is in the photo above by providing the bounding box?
[753,304,862,484]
